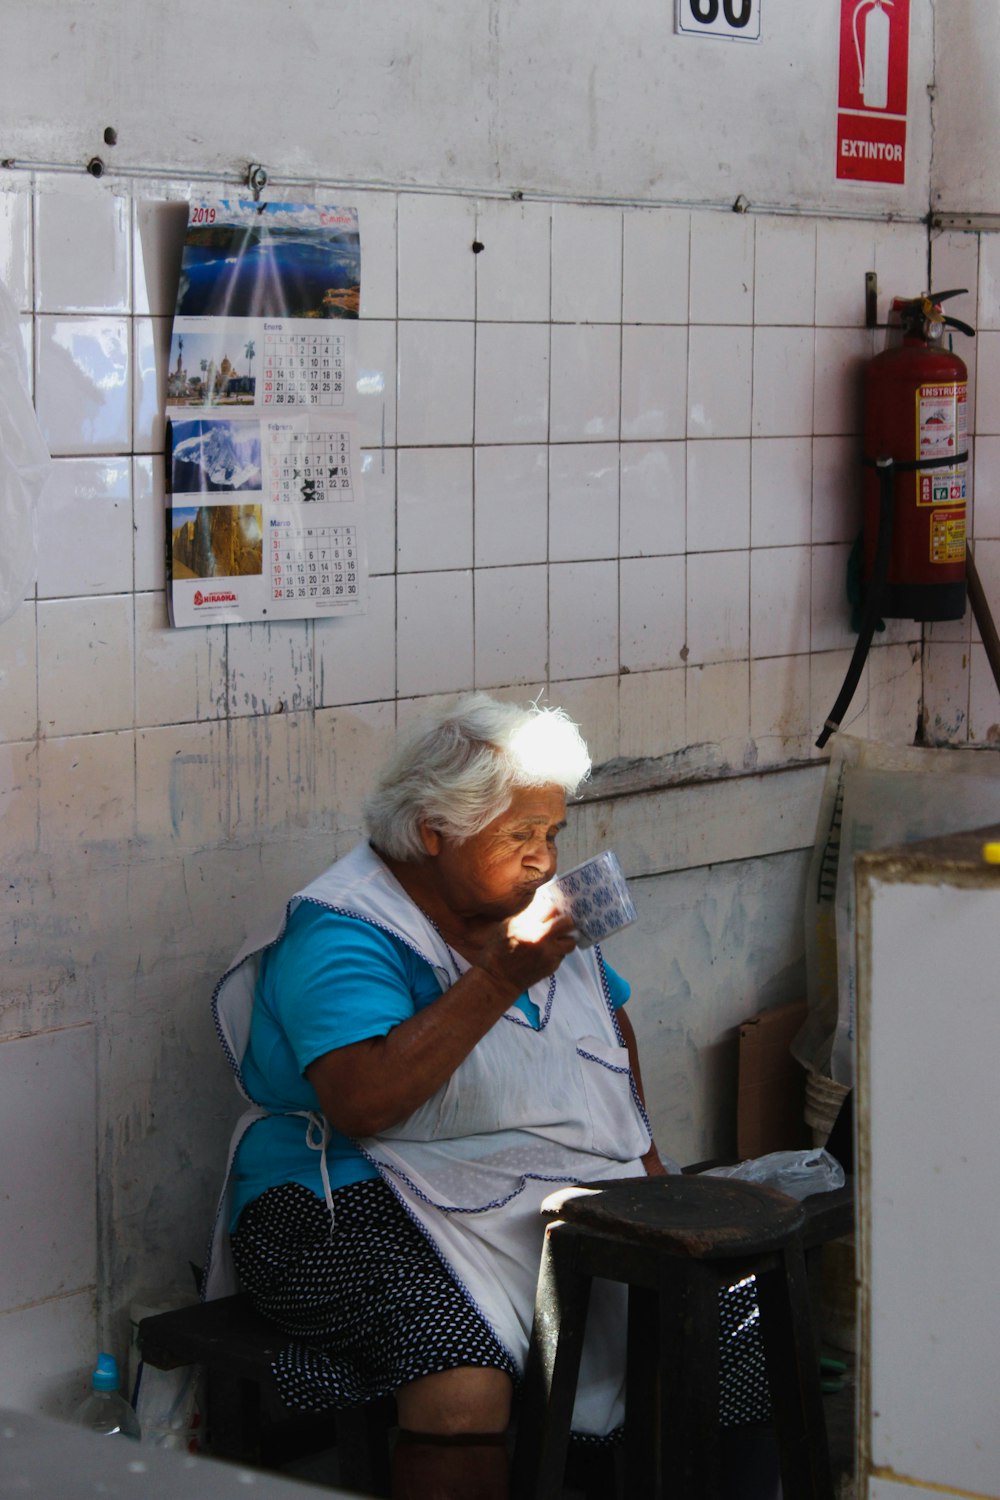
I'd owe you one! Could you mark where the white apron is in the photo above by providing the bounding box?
[206,842,653,1436]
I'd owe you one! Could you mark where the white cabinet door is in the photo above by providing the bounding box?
[857,846,1000,1500]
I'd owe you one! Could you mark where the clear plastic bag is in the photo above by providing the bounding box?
[0,278,49,624]
[128,1296,203,1451]
[702,1148,845,1200]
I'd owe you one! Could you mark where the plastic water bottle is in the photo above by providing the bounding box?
[72,1352,142,1440]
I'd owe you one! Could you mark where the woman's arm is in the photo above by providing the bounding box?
[616,1004,668,1177]
[306,908,576,1137]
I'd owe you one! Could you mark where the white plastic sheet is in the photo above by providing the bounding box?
[0,279,49,623]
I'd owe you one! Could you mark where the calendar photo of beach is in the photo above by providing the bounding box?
[175,201,361,320]
[170,502,264,580]
[169,417,262,494]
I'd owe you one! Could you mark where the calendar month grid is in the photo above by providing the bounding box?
[270,522,360,603]
[262,330,346,407]
[268,428,353,505]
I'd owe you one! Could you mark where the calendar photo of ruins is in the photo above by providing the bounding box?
[169,502,264,581]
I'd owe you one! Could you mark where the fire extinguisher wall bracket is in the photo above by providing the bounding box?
[862,449,969,481]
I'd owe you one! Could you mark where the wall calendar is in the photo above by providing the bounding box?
[165,200,368,627]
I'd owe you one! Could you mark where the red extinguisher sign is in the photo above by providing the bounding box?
[836,0,910,184]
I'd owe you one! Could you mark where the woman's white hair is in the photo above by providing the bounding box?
[364,693,591,862]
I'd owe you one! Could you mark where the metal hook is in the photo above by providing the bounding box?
[246,163,268,202]
[865,271,878,328]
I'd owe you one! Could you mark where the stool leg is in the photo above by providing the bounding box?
[651,1262,722,1500]
[205,1369,264,1464]
[623,1284,659,1497]
[335,1401,392,1497]
[755,1241,834,1500]
[511,1223,593,1500]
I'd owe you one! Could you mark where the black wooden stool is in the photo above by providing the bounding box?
[511,1174,834,1500]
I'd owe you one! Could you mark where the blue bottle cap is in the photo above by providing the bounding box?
[92,1352,121,1392]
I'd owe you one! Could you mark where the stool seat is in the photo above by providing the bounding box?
[512,1173,834,1500]
[541,1175,806,1258]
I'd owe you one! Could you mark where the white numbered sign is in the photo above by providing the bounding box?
[675,0,761,41]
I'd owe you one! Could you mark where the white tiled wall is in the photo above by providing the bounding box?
[8,176,994,788]
[3,171,999,1408]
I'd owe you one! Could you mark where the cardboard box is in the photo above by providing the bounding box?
[737,1000,810,1159]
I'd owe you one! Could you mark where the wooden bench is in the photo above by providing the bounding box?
[137,1179,853,1498]
[137,1291,394,1493]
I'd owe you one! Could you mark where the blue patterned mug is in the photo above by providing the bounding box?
[544,849,637,948]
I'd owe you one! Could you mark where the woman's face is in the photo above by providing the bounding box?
[424,784,567,923]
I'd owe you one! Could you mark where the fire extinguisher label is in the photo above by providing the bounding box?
[929,508,966,564]
[915,382,968,506]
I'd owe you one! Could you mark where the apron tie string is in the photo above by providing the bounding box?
[304,1111,336,1235]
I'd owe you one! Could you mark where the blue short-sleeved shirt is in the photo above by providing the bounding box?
[231,901,630,1227]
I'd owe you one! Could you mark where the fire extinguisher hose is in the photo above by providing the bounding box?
[816,456,895,750]
[966,541,1000,700]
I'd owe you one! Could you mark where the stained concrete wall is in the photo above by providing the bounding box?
[0,0,933,215]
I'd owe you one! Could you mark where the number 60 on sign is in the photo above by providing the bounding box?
[675,0,761,41]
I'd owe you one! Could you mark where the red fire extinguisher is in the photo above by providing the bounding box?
[862,289,973,623]
[817,289,975,749]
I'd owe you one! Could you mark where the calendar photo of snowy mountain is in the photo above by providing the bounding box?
[169,417,262,494]
[175,201,361,320]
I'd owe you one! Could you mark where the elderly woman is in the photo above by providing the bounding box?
[207,694,663,1498]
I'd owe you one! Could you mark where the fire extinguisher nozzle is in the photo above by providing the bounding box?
[815,720,839,752]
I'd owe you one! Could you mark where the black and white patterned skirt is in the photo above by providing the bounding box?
[231,1179,518,1412]
[230,1178,770,1427]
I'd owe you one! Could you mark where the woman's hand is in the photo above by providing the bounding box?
[642,1145,670,1178]
[476,899,577,1000]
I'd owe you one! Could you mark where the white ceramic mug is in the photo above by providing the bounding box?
[544,849,637,948]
